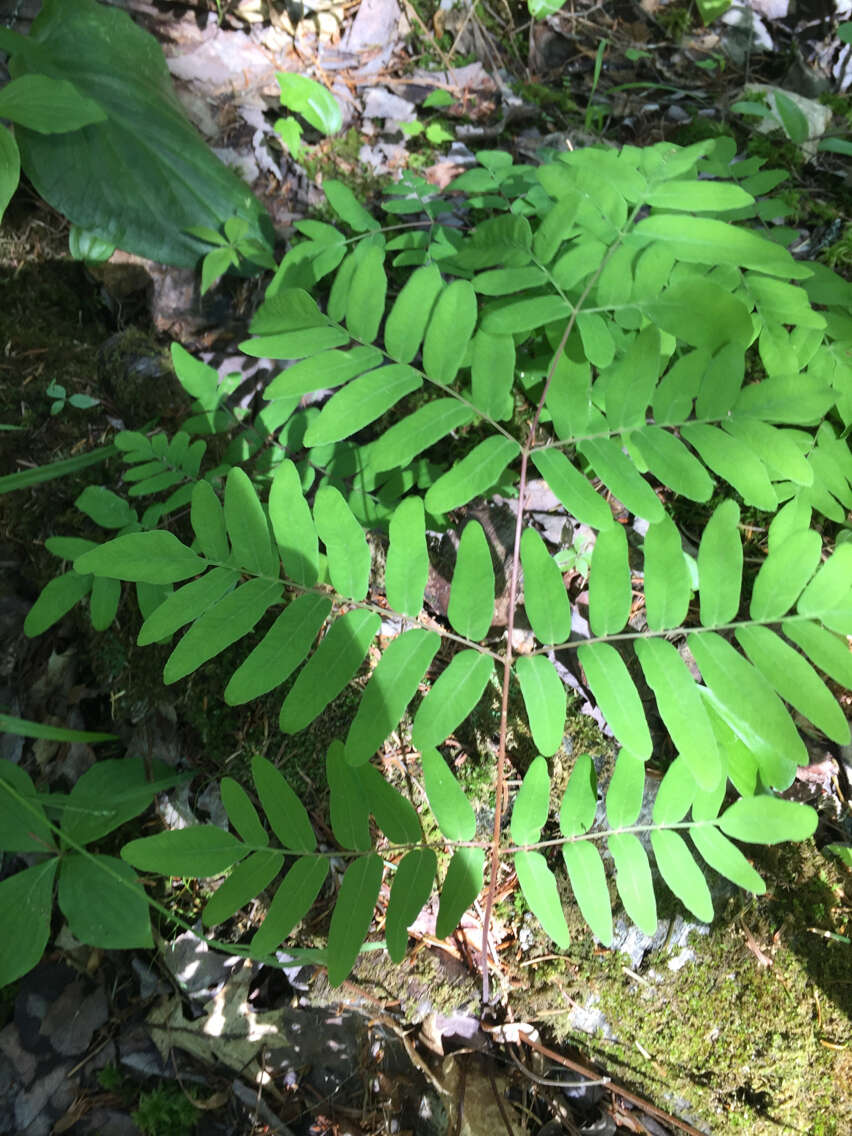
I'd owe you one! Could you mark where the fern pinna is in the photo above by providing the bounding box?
[13,136,852,995]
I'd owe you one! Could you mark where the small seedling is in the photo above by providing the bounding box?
[400,88,456,146]
[45,380,100,416]
[186,217,276,294]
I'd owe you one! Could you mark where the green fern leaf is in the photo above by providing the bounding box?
[782,620,852,689]
[411,650,493,754]
[650,830,713,923]
[631,213,804,277]
[724,420,813,487]
[327,741,372,851]
[520,528,572,645]
[599,326,661,431]
[425,435,520,516]
[345,242,387,343]
[578,437,665,522]
[608,833,657,935]
[121,827,247,877]
[74,531,206,584]
[89,576,121,631]
[313,485,371,601]
[448,521,495,641]
[605,751,645,828]
[642,514,692,630]
[577,642,652,759]
[355,763,421,844]
[689,823,765,894]
[697,499,743,627]
[220,777,268,845]
[511,755,550,845]
[589,523,631,636]
[750,530,822,621]
[514,656,566,758]
[137,566,237,646]
[435,847,484,939]
[369,399,475,474]
[562,841,612,946]
[251,856,329,956]
[385,848,437,962]
[630,426,713,503]
[652,758,697,825]
[327,853,383,986]
[559,753,597,837]
[252,754,316,852]
[421,746,476,842]
[323,178,380,232]
[265,345,382,399]
[304,364,421,448]
[471,331,515,421]
[268,459,319,586]
[719,795,818,845]
[514,850,570,948]
[225,594,331,705]
[422,279,477,384]
[530,448,613,530]
[796,544,852,633]
[278,610,379,733]
[682,424,777,511]
[385,496,428,617]
[202,850,283,928]
[190,480,229,562]
[384,262,443,363]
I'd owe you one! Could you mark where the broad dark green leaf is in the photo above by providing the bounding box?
[578,438,665,522]
[163,578,283,684]
[220,777,268,846]
[0,761,53,852]
[560,753,597,837]
[386,848,437,962]
[251,856,329,956]
[682,424,776,511]
[735,626,849,745]
[782,620,852,690]
[420,746,476,841]
[327,741,372,851]
[422,280,478,385]
[121,826,247,877]
[268,459,319,587]
[690,823,765,894]
[650,831,713,923]
[515,656,566,758]
[252,753,316,852]
[425,435,520,514]
[7,2,271,267]
[605,751,645,828]
[750,529,822,621]
[577,643,652,759]
[355,763,422,845]
[224,467,277,578]
[345,629,441,766]
[190,480,229,563]
[305,364,421,448]
[369,399,475,474]
[346,243,387,343]
[265,346,382,399]
[0,860,58,986]
[642,514,691,630]
[327,853,383,986]
[719,795,817,845]
[62,756,178,847]
[608,833,657,935]
[629,426,713,503]
[88,575,120,631]
[632,214,804,278]
[514,851,570,948]
[530,449,613,531]
[75,531,206,585]
[385,263,443,362]
[0,125,19,225]
[511,755,550,847]
[138,566,237,646]
[202,849,284,928]
[635,638,721,790]
[385,497,428,617]
[435,847,485,939]
[225,594,331,705]
[279,610,380,733]
[313,485,371,601]
[448,521,495,641]
[697,499,742,627]
[58,854,152,948]
[589,524,631,636]
[562,841,612,945]
[520,527,572,645]
[412,650,493,754]
[688,631,805,789]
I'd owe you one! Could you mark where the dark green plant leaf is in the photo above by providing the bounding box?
[58,853,152,948]
[220,777,268,846]
[327,853,383,986]
[326,741,372,851]
[0,859,58,987]
[202,849,284,928]
[515,656,566,758]
[423,280,478,384]
[425,434,520,515]
[0,760,54,852]
[520,528,572,645]
[251,856,329,956]
[420,747,476,841]
[224,467,277,577]
[252,754,316,852]
[304,364,421,448]
[530,449,613,530]
[313,485,372,601]
[225,594,331,705]
[412,651,493,754]
[385,263,443,362]
[385,497,429,617]
[62,757,179,847]
[138,567,238,646]
[448,521,495,641]
[279,610,379,733]
[23,571,92,637]
[75,531,206,585]
[369,399,475,474]
[511,755,550,845]
[589,523,631,636]
[345,629,441,766]
[514,850,570,947]
[89,575,121,631]
[190,480,229,563]
[345,242,387,343]
[0,72,107,132]
[121,826,247,877]
[0,125,20,225]
[435,847,485,939]
[578,438,665,522]
[386,848,437,962]
[577,642,652,759]
[355,763,422,844]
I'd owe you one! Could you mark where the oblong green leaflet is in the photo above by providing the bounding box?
[435,847,485,939]
[471,330,515,421]
[58,854,152,950]
[411,650,493,754]
[327,741,371,851]
[588,523,631,637]
[652,757,697,825]
[577,642,652,759]
[578,438,665,522]
[162,578,283,684]
[251,856,329,956]
[304,364,422,448]
[650,830,713,923]
[448,521,495,641]
[268,460,319,587]
[252,753,316,852]
[514,850,570,948]
[425,436,520,516]
[345,628,441,766]
[121,826,247,877]
[384,262,443,362]
[327,853,383,986]
[530,449,613,531]
[279,609,380,733]
[240,325,350,360]
[74,531,206,584]
[385,496,428,617]
[605,750,645,828]
[137,566,238,646]
[202,850,284,928]
[520,527,572,646]
[608,832,657,936]
[560,753,597,838]
[422,279,478,385]
[224,467,277,577]
[681,424,777,512]
[511,755,550,845]
[562,840,612,946]
[697,499,742,627]
[369,399,475,474]
[782,620,852,690]
[355,763,422,845]
[719,795,817,845]
[420,746,476,842]
[515,656,566,758]
[690,824,765,894]
[225,594,331,705]
[642,513,691,631]
[630,426,713,503]
[346,242,387,343]
[265,346,382,399]
[385,848,437,962]
[313,485,371,601]
[749,529,822,622]
[220,777,268,846]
